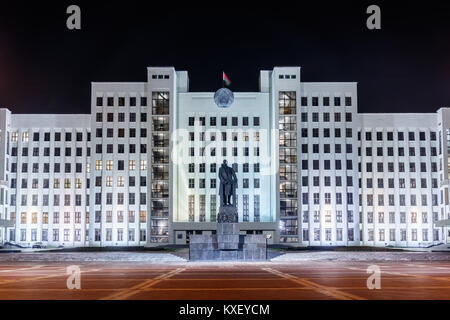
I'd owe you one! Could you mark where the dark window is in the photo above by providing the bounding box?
[345,97,352,106]
[334,96,341,106]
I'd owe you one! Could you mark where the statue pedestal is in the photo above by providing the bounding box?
[217,205,238,223]
[189,205,267,261]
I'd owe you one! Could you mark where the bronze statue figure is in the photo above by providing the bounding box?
[218,160,237,206]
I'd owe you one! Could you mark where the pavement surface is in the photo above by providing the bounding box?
[0,251,449,300]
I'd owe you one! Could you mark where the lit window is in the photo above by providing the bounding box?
[106,160,113,171]
[11,132,18,142]
[129,160,136,170]
[54,179,60,188]
[75,178,82,189]
[64,179,71,189]
[106,176,113,187]
[140,160,147,170]
[95,160,102,171]
[21,212,27,224]
[22,132,29,142]
[32,212,38,224]
[118,176,124,187]
[140,210,147,223]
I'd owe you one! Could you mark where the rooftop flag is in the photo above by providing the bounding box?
[223,72,231,86]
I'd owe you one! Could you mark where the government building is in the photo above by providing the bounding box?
[0,66,449,248]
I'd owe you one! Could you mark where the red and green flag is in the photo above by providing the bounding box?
[223,72,231,86]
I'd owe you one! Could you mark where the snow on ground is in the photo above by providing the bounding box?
[0,251,186,263]
[0,250,448,263]
[271,251,450,262]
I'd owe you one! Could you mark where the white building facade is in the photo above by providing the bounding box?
[0,66,449,247]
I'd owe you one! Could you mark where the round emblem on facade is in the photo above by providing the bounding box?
[214,88,234,108]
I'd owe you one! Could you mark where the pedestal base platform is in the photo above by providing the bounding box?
[189,222,267,261]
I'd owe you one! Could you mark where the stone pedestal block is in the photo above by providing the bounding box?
[217,223,240,235]
[217,205,238,223]
[189,217,267,261]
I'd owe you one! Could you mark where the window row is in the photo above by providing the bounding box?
[188,178,260,189]
[365,211,438,224]
[363,194,438,206]
[360,146,437,157]
[300,112,352,122]
[188,116,260,127]
[11,194,87,207]
[11,147,89,157]
[95,144,148,154]
[300,96,352,107]
[11,163,86,174]
[364,228,438,242]
[188,131,260,142]
[301,228,355,242]
[187,147,260,157]
[188,163,260,173]
[362,161,438,173]
[362,177,438,189]
[301,192,355,205]
[360,131,437,142]
[96,96,147,107]
[11,131,89,143]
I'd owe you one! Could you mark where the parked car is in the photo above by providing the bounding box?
[32,242,46,249]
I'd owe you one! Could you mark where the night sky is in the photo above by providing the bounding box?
[0,1,449,114]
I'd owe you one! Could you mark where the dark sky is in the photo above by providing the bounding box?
[0,1,449,114]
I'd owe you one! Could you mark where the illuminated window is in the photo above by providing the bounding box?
[95,160,102,171]
[11,132,18,142]
[106,160,113,171]
[42,212,48,224]
[21,212,27,224]
[106,176,113,187]
[139,210,147,223]
[22,131,29,142]
[325,210,332,222]
[86,163,90,173]
[140,160,147,170]
[279,91,296,115]
[152,92,169,115]
[75,178,82,189]
[32,212,38,224]
[64,179,71,189]
[54,179,60,189]
[117,176,124,187]
[129,160,136,170]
